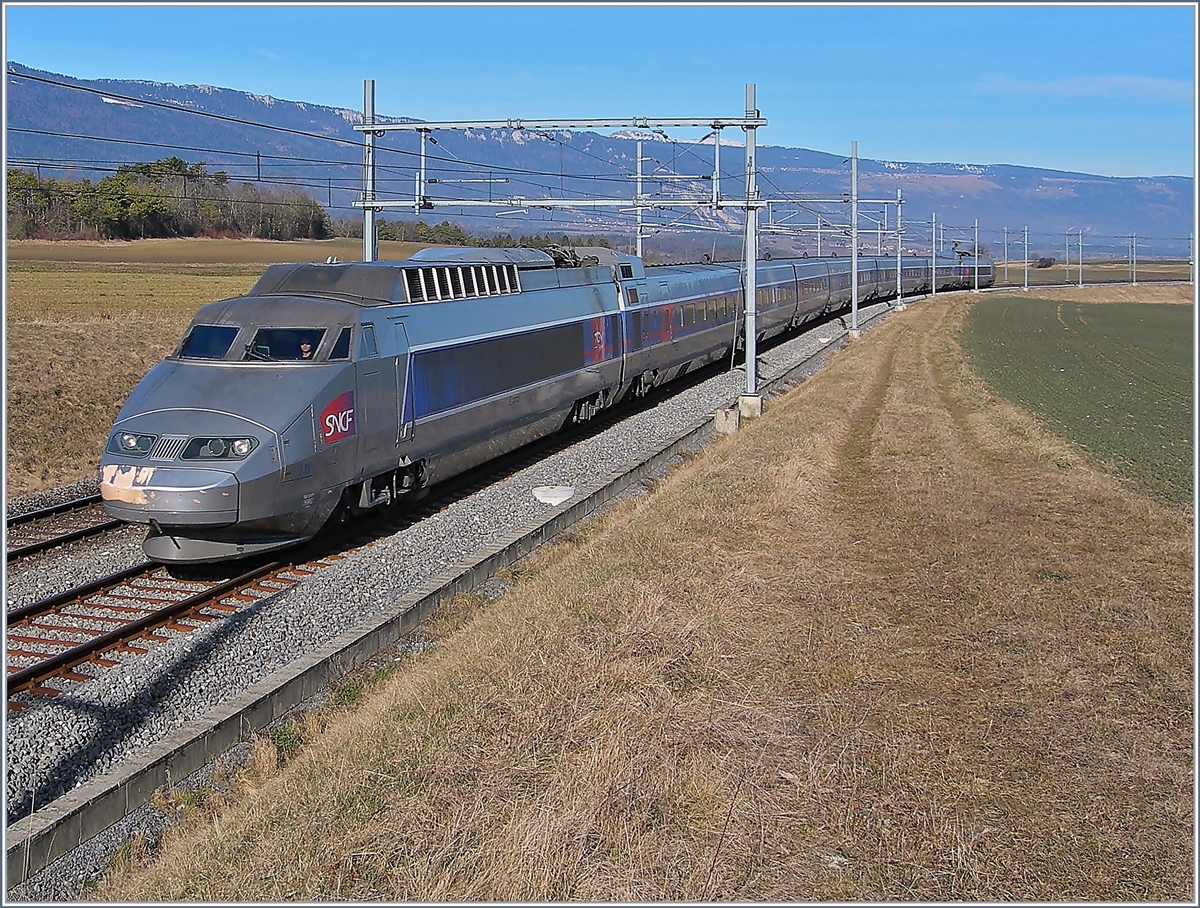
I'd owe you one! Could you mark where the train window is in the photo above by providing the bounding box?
[243,328,326,362]
[627,288,639,304]
[359,324,378,358]
[620,264,634,279]
[449,267,464,297]
[180,325,239,359]
[465,267,480,297]
[330,326,352,360]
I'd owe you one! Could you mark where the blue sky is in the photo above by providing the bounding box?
[3,3,1196,178]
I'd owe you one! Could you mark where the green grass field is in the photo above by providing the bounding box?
[963,295,1193,507]
[990,259,1191,287]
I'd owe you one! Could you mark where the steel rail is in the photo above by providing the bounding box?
[6,494,103,527]
[6,561,288,697]
[7,518,124,562]
[6,562,155,624]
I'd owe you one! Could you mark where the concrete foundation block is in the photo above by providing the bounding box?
[714,406,741,435]
[738,395,763,419]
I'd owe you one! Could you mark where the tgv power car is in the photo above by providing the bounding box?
[99,246,992,562]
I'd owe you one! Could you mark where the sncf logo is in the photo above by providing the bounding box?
[321,390,355,443]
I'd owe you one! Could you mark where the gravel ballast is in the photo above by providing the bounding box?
[5,301,899,898]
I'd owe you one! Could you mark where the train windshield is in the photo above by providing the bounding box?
[243,328,327,362]
[180,325,239,359]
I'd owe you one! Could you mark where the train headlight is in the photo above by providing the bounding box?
[108,432,156,457]
[181,436,258,460]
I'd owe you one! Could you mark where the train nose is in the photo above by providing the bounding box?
[99,464,239,525]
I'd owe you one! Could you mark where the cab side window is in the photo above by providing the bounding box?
[330,326,352,360]
[359,324,378,358]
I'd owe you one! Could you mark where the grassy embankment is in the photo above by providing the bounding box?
[87,281,1193,901]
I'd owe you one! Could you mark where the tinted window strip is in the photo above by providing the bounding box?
[413,322,586,418]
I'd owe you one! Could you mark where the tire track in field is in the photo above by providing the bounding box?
[831,322,907,491]
[927,297,1031,479]
[1055,304,1189,404]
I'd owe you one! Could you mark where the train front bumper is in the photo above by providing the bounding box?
[99,464,239,525]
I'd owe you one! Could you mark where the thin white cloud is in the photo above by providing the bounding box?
[979,74,1192,102]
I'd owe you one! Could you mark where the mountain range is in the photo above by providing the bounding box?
[5,62,1194,258]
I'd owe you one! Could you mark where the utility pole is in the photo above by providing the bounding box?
[974,218,979,292]
[362,79,377,263]
[850,140,859,337]
[931,212,937,296]
[1023,225,1029,291]
[742,83,761,404]
[1078,229,1084,287]
[417,130,429,214]
[1133,232,1138,285]
[636,139,644,259]
[895,189,903,308]
[711,128,720,208]
[1065,230,1070,283]
[1003,226,1009,282]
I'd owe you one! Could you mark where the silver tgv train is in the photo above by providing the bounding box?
[99,245,993,562]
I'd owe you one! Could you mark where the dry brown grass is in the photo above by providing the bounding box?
[91,291,1193,902]
[988,283,1193,305]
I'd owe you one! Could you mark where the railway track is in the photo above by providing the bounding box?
[4,558,345,711]
[6,495,124,562]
